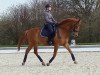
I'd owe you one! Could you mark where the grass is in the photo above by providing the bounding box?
[0,45,28,47]
[77,42,100,45]
[0,43,100,47]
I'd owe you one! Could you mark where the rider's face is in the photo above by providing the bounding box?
[48,7,51,11]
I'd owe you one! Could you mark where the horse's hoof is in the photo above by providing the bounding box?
[22,62,25,66]
[42,62,46,66]
[74,61,78,64]
[47,63,50,66]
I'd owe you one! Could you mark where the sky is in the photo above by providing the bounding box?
[0,0,29,15]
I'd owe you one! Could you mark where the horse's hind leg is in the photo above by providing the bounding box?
[22,44,33,65]
[64,43,77,64]
[47,45,59,66]
[34,45,45,66]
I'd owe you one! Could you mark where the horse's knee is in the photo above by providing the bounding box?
[53,49,58,57]
[64,45,72,53]
[53,53,57,57]
[34,51,38,55]
[25,49,30,55]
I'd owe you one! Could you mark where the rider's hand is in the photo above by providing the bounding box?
[55,22,59,27]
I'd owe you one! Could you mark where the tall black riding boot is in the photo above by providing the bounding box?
[48,37,54,46]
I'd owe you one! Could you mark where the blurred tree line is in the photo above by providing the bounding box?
[0,0,100,45]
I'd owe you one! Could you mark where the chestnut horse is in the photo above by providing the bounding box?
[17,18,81,66]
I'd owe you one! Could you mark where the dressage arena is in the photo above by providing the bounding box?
[0,45,100,75]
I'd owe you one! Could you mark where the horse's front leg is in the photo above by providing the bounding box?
[64,43,77,64]
[47,45,59,66]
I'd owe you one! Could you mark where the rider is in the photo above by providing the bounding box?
[43,4,57,45]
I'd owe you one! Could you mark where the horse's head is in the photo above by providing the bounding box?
[58,18,81,37]
[73,19,81,37]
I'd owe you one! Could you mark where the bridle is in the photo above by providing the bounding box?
[73,25,79,32]
[73,19,80,32]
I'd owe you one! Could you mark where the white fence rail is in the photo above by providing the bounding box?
[0,45,100,53]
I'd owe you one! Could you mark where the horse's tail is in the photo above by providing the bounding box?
[17,31,28,51]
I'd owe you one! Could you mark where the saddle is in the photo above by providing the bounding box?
[40,24,61,39]
[40,24,51,37]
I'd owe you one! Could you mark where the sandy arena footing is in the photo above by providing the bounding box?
[0,52,100,75]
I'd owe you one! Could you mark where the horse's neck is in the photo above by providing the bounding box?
[59,24,73,32]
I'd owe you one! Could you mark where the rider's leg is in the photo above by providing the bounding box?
[47,23,56,45]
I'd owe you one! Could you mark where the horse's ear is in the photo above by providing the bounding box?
[78,19,80,22]
[79,19,81,22]
[78,19,81,25]
[76,19,80,25]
